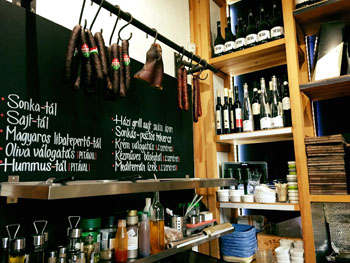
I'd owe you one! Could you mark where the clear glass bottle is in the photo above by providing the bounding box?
[282,81,292,127]
[214,21,225,57]
[259,78,272,130]
[271,76,284,128]
[224,17,235,54]
[243,83,254,132]
[138,213,150,258]
[150,192,165,254]
[114,220,128,262]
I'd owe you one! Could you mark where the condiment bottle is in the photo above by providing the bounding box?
[68,229,82,254]
[126,210,138,259]
[0,238,9,263]
[57,246,67,262]
[150,192,165,254]
[8,238,26,263]
[143,198,151,217]
[100,216,116,261]
[138,213,150,258]
[114,220,127,262]
[83,235,94,263]
[29,234,45,263]
[80,218,101,263]
[47,251,57,263]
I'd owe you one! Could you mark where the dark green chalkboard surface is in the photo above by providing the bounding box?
[0,0,194,182]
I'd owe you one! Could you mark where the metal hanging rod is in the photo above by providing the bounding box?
[90,0,218,74]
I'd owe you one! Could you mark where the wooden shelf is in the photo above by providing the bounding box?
[300,75,350,101]
[294,0,350,35]
[216,127,293,145]
[310,195,350,202]
[209,38,286,76]
[218,201,300,211]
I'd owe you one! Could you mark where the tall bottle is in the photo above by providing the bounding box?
[224,17,235,54]
[257,5,270,43]
[233,86,243,133]
[282,81,292,127]
[115,220,128,262]
[215,89,224,135]
[271,76,284,128]
[245,10,257,48]
[235,168,244,192]
[223,88,231,134]
[229,88,235,133]
[270,2,284,40]
[259,78,272,130]
[126,210,138,259]
[243,83,254,132]
[138,213,150,258]
[235,17,246,50]
[150,192,165,254]
[214,21,225,57]
[252,87,261,130]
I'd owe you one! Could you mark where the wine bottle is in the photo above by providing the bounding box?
[245,10,257,48]
[252,86,260,130]
[235,17,246,51]
[276,77,283,117]
[282,81,292,127]
[257,5,270,43]
[259,78,272,130]
[243,83,254,132]
[223,88,231,134]
[295,0,314,9]
[224,17,235,54]
[216,89,224,135]
[271,76,284,128]
[268,80,273,110]
[270,2,284,40]
[214,21,225,57]
[233,86,243,133]
[229,88,235,133]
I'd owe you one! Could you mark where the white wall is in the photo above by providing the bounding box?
[23,0,191,77]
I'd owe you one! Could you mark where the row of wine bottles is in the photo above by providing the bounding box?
[214,2,284,57]
[216,76,292,135]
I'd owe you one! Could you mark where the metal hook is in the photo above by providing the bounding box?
[68,216,81,229]
[152,28,158,44]
[89,0,104,30]
[118,13,133,43]
[78,0,87,25]
[109,5,121,45]
[6,224,20,240]
[33,220,48,235]
[198,60,208,81]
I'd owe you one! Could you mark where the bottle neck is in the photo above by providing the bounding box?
[217,24,222,36]
[217,96,221,104]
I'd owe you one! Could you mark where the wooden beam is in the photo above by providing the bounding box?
[213,0,226,8]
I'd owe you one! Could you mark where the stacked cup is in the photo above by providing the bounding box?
[287,161,299,204]
[290,248,304,262]
[217,189,229,202]
[229,189,243,202]
[275,239,293,262]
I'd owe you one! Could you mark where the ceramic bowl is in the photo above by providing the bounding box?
[280,239,293,248]
[290,248,304,258]
[230,196,241,202]
[275,246,290,255]
[293,241,304,249]
[229,189,242,196]
[242,194,254,202]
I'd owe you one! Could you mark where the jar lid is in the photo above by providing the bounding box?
[10,238,25,251]
[79,218,101,229]
[33,234,45,246]
[70,228,82,238]
[1,237,8,249]
[127,210,138,217]
[48,250,57,258]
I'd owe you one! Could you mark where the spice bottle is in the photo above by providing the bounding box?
[138,213,150,258]
[114,220,127,262]
[80,218,101,263]
[100,216,116,261]
[0,238,9,263]
[126,211,138,259]
[150,192,165,254]
[29,234,45,263]
[47,251,57,263]
[58,246,67,262]
[83,235,94,263]
[143,198,151,217]
[8,238,26,263]
[68,229,82,254]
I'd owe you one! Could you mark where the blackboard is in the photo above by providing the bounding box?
[0,0,194,182]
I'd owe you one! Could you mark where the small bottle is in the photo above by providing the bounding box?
[252,86,261,131]
[8,238,26,263]
[126,210,138,259]
[235,17,246,50]
[114,220,127,262]
[270,1,284,40]
[143,198,152,217]
[243,83,254,132]
[245,10,257,48]
[83,235,94,263]
[150,192,165,254]
[282,81,292,127]
[228,88,235,133]
[224,17,236,54]
[215,89,224,135]
[0,238,9,263]
[138,213,150,258]
[47,251,57,263]
[260,78,272,130]
[223,88,231,134]
[257,5,270,43]
[214,21,225,57]
[233,86,243,133]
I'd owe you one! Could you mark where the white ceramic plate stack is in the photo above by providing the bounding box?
[290,248,304,263]
[275,246,290,263]
[287,161,299,204]
[229,189,243,202]
[217,189,229,202]
[254,185,276,203]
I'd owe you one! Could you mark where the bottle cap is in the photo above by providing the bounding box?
[58,245,67,254]
[127,210,138,217]
[79,218,101,229]
[48,250,57,258]
[118,220,126,228]
[33,234,45,246]
[1,237,8,249]
[127,211,139,225]
[10,238,25,251]
[70,228,82,238]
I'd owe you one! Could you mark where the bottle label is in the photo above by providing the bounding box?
[257,30,270,42]
[282,97,291,110]
[246,34,257,45]
[278,102,284,116]
[235,38,246,48]
[260,117,272,129]
[223,109,230,129]
[265,103,271,115]
[272,116,284,128]
[271,26,284,37]
[235,108,243,128]
[252,103,260,115]
[216,110,222,129]
[230,110,235,129]
[214,44,224,55]
[225,41,235,52]
[127,228,138,250]
[243,120,253,132]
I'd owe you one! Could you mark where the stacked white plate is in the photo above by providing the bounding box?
[254,185,276,203]
[290,248,304,263]
[287,161,299,204]
[275,246,290,263]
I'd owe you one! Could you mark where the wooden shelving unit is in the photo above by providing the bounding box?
[218,201,300,211]
[216,127,293,145]
[300,75,350,101]
[310,195,350,203]
[209,38,286,76]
